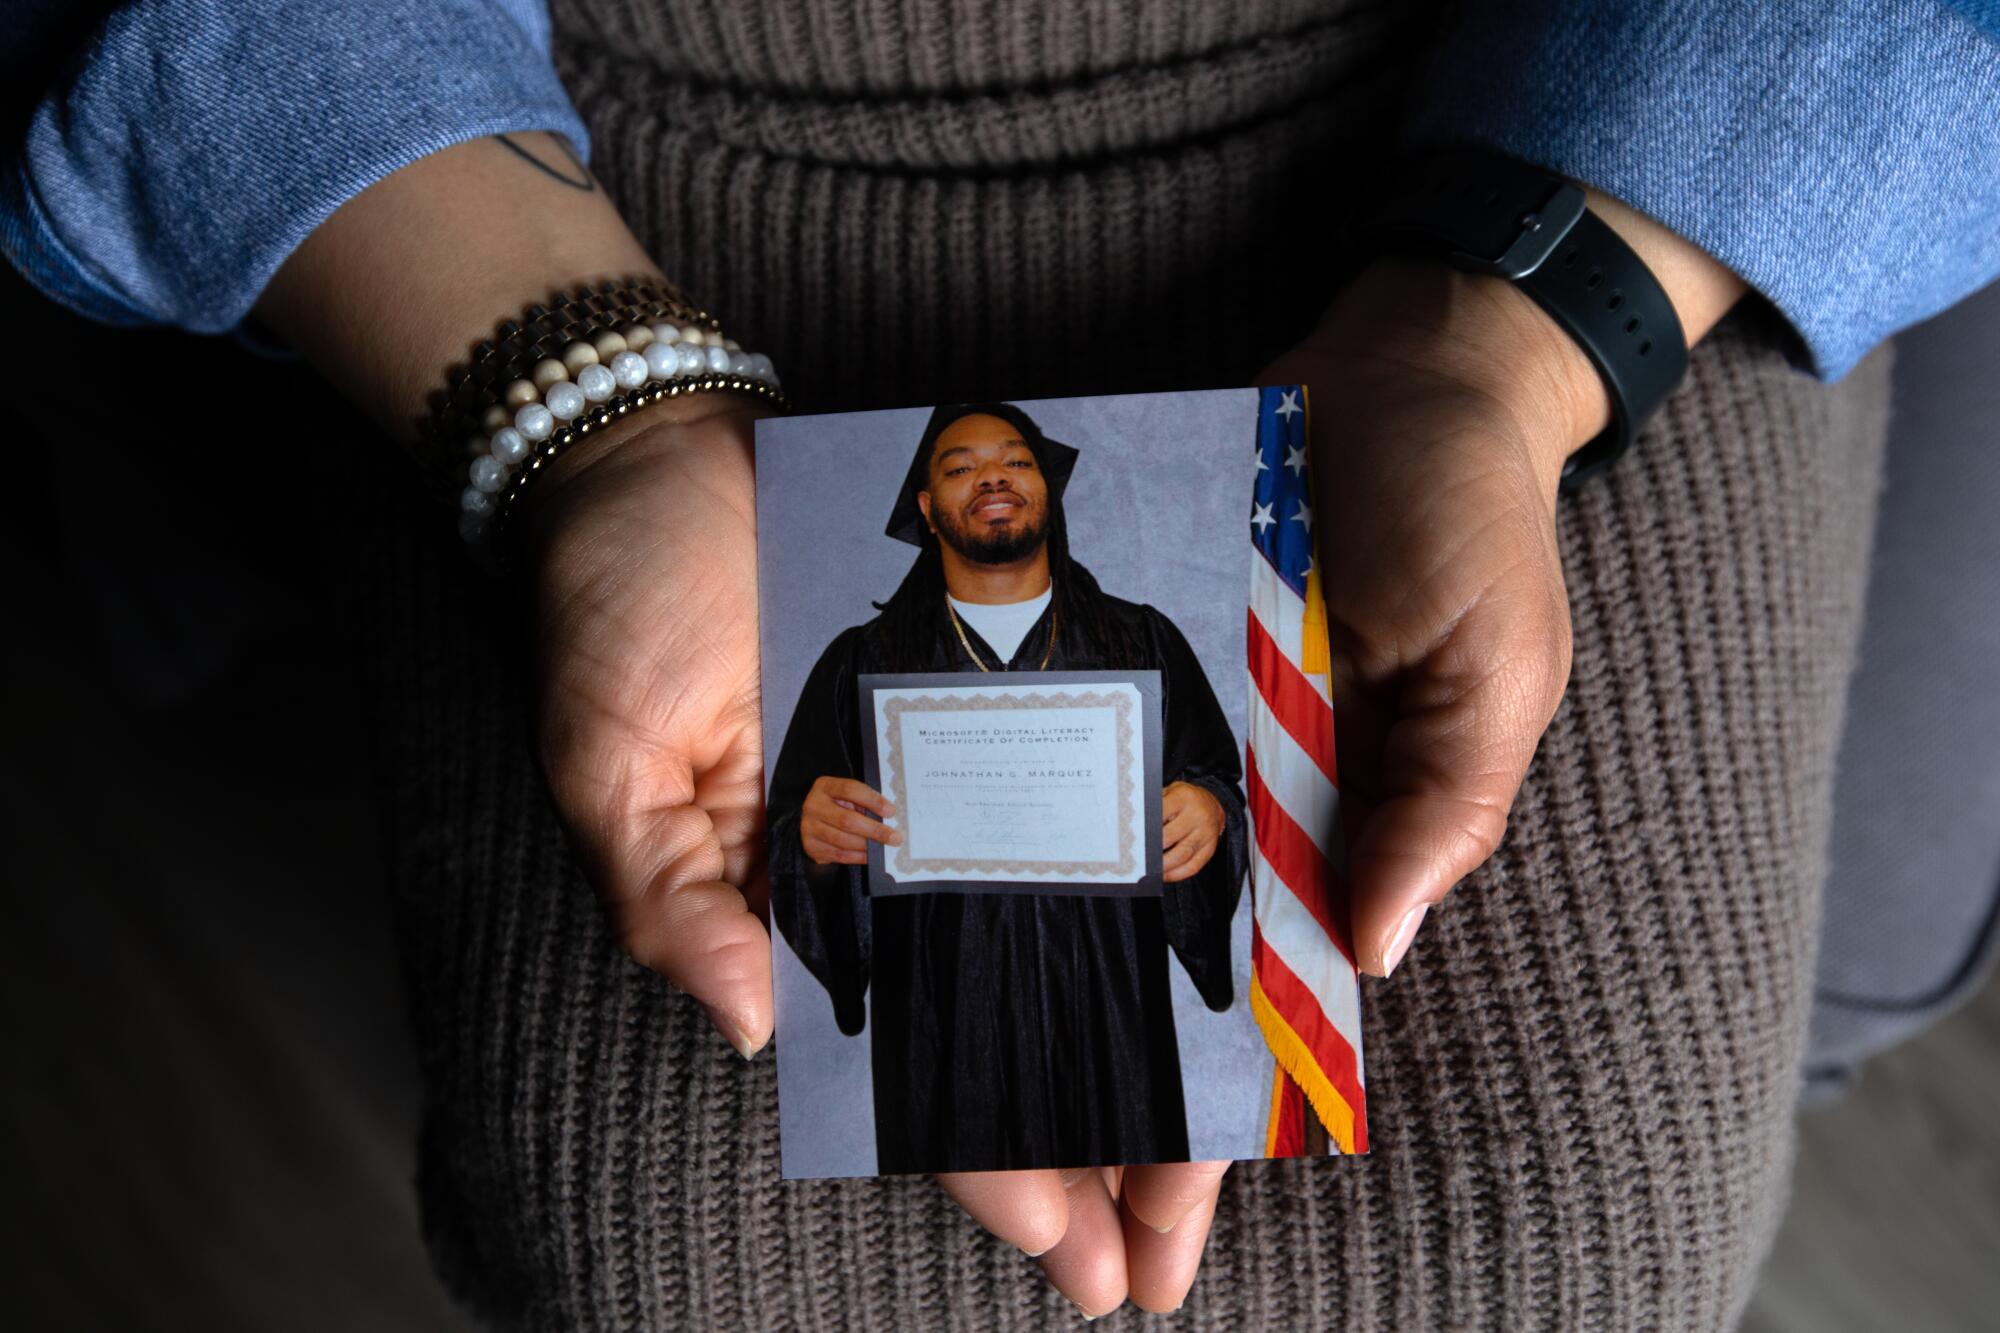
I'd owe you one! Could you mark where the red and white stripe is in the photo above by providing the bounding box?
[1248,550,1368,1138]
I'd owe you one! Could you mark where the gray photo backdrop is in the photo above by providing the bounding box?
[757,387,1266,1178]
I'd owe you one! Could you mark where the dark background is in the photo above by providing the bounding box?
[2,266,1996,1331]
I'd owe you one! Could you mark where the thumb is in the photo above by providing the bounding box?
[598,798,777,1058]
[1345,593,1571,978]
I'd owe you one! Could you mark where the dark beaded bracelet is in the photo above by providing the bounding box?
[421,274,714,495]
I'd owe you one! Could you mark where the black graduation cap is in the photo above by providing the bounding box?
[884,402,1081,548]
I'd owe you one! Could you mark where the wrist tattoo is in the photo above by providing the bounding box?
[496,132,595,191]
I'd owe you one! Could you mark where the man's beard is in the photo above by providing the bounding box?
[934,497,1050,566]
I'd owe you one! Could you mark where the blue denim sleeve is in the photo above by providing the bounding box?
[1398,0,2000,381]
[0,0,589,343]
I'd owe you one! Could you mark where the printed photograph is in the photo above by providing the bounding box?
[757,388,1368,1178]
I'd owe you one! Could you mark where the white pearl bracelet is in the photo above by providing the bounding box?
[456,320,781,545]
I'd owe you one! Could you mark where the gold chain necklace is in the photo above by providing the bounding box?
[946,593,1058,672]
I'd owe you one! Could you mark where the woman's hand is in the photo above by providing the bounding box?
[1261,223,1740,980]
[518,394,778,1058]
[936,1160,1233,1317]
[1259,255,1592,977]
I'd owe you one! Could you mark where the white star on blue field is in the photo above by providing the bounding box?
[1253,386,1314,599]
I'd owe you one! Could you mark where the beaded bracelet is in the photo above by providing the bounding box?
[425,275,703,476]
[459,328,785,545]
[427,276,788,553]
[475,366,788,550]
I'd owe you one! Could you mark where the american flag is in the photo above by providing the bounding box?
[1248,385,1368,1156]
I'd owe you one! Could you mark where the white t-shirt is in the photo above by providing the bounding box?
[947,587,1053,662]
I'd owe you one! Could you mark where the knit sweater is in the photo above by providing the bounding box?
[11,0,1996,380]
[342,2,1895,1327]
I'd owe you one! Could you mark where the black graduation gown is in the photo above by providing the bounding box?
[768,593,1248,1174]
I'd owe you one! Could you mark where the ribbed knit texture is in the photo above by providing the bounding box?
[343,2,1895,1327]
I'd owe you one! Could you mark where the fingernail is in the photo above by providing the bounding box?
[704,1003,764,1060]
[1381,903,1429,978]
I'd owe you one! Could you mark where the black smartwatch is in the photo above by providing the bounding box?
[1348,146,1689,491]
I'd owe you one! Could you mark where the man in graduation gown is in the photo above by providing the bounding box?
[768,402,1248,1175]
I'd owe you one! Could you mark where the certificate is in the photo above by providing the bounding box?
[859,670,1164,897]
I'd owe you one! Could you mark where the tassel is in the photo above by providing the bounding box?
[1302,562,1331,676]
[1299,386,1331,677]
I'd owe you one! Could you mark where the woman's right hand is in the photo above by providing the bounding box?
[520,392,779,1059]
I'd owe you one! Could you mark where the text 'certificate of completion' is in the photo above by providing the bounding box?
[859,670,1164,897]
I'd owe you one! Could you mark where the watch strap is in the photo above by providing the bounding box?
[1351,147,1690,490]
